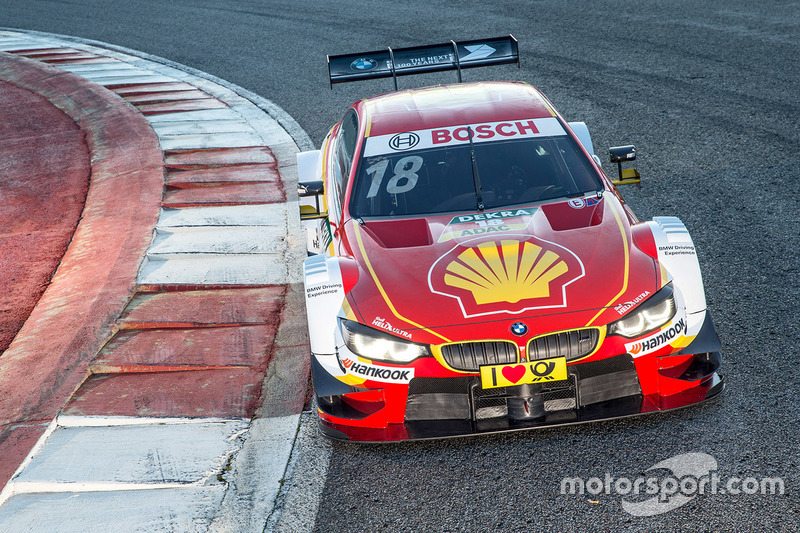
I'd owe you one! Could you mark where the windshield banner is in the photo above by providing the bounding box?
[362,117,566,157]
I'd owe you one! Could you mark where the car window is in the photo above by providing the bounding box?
[329,110,360,223]
[349,119,602,217]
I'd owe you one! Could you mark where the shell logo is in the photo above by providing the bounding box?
[444,240,567,304]
[429,236,585,317]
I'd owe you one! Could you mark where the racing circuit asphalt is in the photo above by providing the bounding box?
[3,1,799,531]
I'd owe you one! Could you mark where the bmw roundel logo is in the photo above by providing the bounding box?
[350,57,377,71]
[510,322,528,336]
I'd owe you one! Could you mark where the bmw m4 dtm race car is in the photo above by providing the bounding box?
[296,36,723,441]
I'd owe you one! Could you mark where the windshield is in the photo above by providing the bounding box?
[349,118,603,218]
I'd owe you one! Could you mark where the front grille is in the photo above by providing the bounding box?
[528,329,599,362]
[440,341,518,371]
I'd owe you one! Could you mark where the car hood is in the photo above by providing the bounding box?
[343,194,659,345]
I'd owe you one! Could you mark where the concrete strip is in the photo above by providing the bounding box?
[13,420,249,485]
[209,415,300,532]
[257,284,311,419]
[266,413,332,533]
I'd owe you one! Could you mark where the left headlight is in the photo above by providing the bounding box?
[608,285,677,338]
[340,319,431,363]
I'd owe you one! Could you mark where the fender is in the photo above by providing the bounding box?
[646,216,709,338]
[303,254,360,354]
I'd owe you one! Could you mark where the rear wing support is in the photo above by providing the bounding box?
[327,35,519,90]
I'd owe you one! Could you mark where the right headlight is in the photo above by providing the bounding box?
[340,319,431,364]
[608,285,676,338]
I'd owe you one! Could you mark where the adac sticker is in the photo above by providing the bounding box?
[340,357,414,384]
[428,234,585,318]
[625,317,686,357]
[437,208,537,243]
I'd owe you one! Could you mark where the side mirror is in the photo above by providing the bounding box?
[298,180,326,220]
[608,145,641,188]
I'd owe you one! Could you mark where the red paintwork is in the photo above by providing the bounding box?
[166,164,279,185]
[135,98,228,115]
[118,287,284,329]
[111,82,200,95]
[121,89,211,104]
[93,325,278,369]
[63,369,265,418]
[0,53,164,490]
[165,147,277,168]
[0,79,90,353]
[164,182,285,207]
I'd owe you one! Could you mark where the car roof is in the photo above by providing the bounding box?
[359,81,557,137]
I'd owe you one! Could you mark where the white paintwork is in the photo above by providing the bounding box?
[150,119,253,135]
[648,216,708,339]
[90,74,177,85]
[57,415,242,427]
[139,254,291,285]
[156,203,291,228]
[146,108,244,123]
[56,63,140,74]
[13,421,248,485]
[0,486,227,533]
[567,121,595,155]
[303,254,345,355]
[296,150,321,182]
[148,226,288,256]
[158,130,265,150]
[55,62,128,73]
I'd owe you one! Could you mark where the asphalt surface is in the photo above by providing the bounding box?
[3,1,799,531]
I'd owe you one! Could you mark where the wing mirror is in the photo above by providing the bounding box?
[298,180,326,220]
[608,145,641,188]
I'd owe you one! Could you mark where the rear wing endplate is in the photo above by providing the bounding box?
[327,35,519,89]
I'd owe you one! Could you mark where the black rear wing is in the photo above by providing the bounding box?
[327,35,519,89]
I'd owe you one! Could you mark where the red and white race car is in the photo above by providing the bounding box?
[298,37,723,441]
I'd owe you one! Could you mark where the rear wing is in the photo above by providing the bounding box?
[327,35,519,89]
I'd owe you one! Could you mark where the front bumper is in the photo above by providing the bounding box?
[314,313,725,442]
[315,350,723,442]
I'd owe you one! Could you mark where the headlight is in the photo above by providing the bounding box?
[340,319,431,363]
[608,285,676,338]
